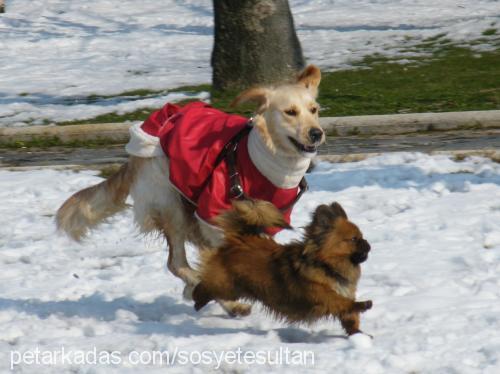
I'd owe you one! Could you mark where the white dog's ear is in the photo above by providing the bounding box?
[231,87,270,114]
[297,65,321,98]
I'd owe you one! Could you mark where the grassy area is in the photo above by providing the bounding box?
[55,35,499,126]
[4,35,499,149]
[318,42,499,116]
[57,108,159,126]
[2,32,498,132]
[211,35,499,117]
[56,85,212,126]
[1,137,125,149]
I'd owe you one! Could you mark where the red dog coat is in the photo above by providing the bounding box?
[137,101,302,234]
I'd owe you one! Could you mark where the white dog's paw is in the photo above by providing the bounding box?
[183,284,195,301]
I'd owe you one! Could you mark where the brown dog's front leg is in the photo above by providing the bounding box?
[340,312,361,335]
[340,301,373,336]
[322,289,373,316]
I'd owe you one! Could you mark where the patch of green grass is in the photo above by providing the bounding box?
[170,84,212,93]
[56,85,211,125]
[1,137,124,149]
[318,45,500,116]
[57,108,159,126]
[87,89,166,101]
[98,164,122,178]
[155,43,500,118]
[482,28,497,36]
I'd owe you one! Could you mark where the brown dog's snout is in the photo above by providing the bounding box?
[359,239,371,253]
[350,238,371,264]
[308,128,324,143]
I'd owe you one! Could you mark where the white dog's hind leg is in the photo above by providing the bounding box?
[130,156,252,316]
[130,156,199,287]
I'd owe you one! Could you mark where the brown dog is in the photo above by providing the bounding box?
[192,199,373,335]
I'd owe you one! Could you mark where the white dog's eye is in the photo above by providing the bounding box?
[310,107,318,114]
[284,109,298,116]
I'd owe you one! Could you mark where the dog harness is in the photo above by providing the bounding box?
[126,101,308,234]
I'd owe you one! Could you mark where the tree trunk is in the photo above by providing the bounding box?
[212,0,305,92]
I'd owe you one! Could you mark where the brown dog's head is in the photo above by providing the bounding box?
[231,65,325,158]
[304,202,371,265]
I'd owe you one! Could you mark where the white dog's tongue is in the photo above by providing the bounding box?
[247,128,310,189]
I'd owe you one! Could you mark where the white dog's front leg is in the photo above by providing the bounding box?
[165,232,200,288]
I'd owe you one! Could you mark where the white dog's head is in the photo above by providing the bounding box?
[232,65,324,158]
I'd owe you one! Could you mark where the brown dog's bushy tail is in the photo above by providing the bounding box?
[213,199,291,236]
[56,159,140,241]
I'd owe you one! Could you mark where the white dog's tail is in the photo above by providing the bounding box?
[57,122,161,241]
[56,159,140,241]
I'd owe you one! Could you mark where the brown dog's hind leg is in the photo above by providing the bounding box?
[218,300,252,317]
[192,283,214,311]
[192,282,252,316]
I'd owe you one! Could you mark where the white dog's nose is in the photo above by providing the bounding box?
[309,128,324,143]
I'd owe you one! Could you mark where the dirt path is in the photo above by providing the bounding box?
[1,129,498,169]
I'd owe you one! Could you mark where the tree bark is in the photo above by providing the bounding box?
[212,0,305,92]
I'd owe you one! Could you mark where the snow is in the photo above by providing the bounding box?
[1,152,500,373]
[1,1,499,371]
[1,0,498,126]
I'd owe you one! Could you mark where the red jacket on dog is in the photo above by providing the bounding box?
[137,101,302,234]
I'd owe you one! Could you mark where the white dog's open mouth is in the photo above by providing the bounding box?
[288,137,318,154]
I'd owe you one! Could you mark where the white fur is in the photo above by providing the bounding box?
[195,213,223,247]
[126,123,163,157]
[331,282,355,299]
[129,154,223,246]
[129,155,177,231]
[247,128,311,188]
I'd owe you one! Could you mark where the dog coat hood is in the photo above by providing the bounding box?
[126,101,305,234]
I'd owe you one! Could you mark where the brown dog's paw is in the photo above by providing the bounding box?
[232,303,252,317]
[352,300,373,312]
[219,300,252,317]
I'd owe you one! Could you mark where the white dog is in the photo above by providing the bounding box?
[57,65,324,316]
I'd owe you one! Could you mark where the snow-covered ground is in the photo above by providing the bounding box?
[1,152,499,373]
[1,1,499,372]
[1,0,498,126]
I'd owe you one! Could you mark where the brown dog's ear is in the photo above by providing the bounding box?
[330,202,348,219]
[230,87,270,114]
[312,204,336,228]
[297,65,321,97]
[303,204,335,253]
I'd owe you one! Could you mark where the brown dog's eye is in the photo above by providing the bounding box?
[284,109,298,116]
[351,237,358,242]
[310,107,318,114]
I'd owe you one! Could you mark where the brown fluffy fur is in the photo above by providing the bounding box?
[193,200,373,335]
